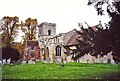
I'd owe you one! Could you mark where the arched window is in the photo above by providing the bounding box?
[48,30,51,35]
[55,45,61,56]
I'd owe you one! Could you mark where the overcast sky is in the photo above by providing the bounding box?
[0,0,110,34]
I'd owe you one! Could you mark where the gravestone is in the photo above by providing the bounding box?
[28,59,32,64]
[56,57,62,64]
[87,54,93,63]
[103,55,108,63]
[67,55,72,62]
[22,61,26,64]
[36,59,40,62]
[7,58,11,64]
[97,55,101,63]
[82,54,88,63]
[2,59,6,64]
[92,56,96,63]
[110,59,116,64]
[32,61,35,64]
[28,59,35,64]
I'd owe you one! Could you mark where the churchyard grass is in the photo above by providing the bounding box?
[2,62,119,79]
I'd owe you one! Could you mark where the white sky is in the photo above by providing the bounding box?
[0,0,110,35]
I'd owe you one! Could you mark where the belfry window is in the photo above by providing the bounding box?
[48,30,51,35]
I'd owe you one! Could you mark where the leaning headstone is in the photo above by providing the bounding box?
[107,52,114,63]
[107,52,113,59]
[110,59,116,64]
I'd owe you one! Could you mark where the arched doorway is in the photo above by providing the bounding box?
[46,47,49,58]
[55,45,61,56]
[41,48,45,60]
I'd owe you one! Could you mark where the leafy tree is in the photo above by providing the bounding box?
[20,18,38,43]
[72,0,120,62]
[107,1,120,62]
[0,16,19,47]
[88,0,120,62]
[72,23,105,60]
[87,0,120,15]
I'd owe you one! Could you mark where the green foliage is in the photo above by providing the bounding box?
[87,1,120,62]
[1,16,19,47]
[2,62,119,79]
[21,18,38,41]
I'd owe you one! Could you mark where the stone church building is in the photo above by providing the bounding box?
[38,22,66,62]
[37,22,115,63]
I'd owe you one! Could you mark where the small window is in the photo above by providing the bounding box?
[48,30,51,35]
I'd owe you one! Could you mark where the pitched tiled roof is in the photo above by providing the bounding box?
[65,30,79,46]
[63,29,76,45]
[64,26,97,47]
[64,29,82,46]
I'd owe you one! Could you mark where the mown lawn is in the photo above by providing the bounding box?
[2,62,119,79]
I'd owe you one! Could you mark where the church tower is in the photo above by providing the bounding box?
[38,22,56,60]
[38,22,56,37]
